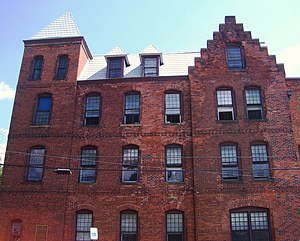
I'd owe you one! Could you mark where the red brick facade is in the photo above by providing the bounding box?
[0,16,300,241]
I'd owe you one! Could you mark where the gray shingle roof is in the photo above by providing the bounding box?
[78,52,199,81]
[31,12,81,40]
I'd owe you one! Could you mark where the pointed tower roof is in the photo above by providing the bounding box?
[105,46,130,66]
[31,12,81,40]
[140,44,163,65]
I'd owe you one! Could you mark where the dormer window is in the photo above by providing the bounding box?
[143,57,158,76]
[108,58,123,78]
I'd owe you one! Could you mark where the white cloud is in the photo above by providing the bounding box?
[278,44,300,77]
[0,81,15,100]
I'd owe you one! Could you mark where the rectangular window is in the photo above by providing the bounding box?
[109,58,123,78]
[76,213,92,241]
[11,220,22,240]
[34,225,48,241]
[166,213,184,241]
[165,93,182,124]
[79,148,97,183]
[121,212,137,241]
[31,56,43,80]
[27,148,45,181]
[144,57,158,76]
[56,55,68,79]
[226,45,244,69]
[217,90,234,121]
[122,147,139,183]
[231,211,270,241]
[84,95,100,125]
[221,145,239,179]
[124,93,140,124]
[34,95,52,125]
[166,146,183,183]
[245,88,263,120]
[251,144,270,179]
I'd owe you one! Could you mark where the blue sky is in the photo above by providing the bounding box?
[1,0,300,161]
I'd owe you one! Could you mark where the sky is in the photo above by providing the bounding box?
[0,0,300,162]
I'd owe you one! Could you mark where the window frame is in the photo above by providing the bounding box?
[166,210,184,241]
[30,55,44,80]
[124,91,141,125]
[230,207,272,241]
[250,142,271,180]
[165,145,184,183]
[107,57,124,78]
[76,210,93,241]
[34,94,52,126]
[27,146,45,182]
[216,88,235,121]
[120,210,138,241]
[226,45,244,69]
[220,143,239,180]
[142,56,159,77]
[56,55,69,80]
[10,219,22,241]
[165,91,183,124]
[84,94,101,125]
[122,145,140,183]
[245,87,264,120]
[79,146,98,184]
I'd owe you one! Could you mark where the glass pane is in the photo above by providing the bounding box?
[251,212,269,230]
[123,148,139,165]
[122,168,138,182]
[253,163,270,178]
[222,166,239,179]
[231,212,248,231]
[251,145,268,162]
[166,93,180,114]
[121,233,137,241]
[86,96,100,111]
[166,169,183,182]
[81,149,97,166]
[218,107,234,120]
[121,213,137,232]
[251,230,270,241]
[166,147,182,165]
[125,94,140,113]
[80,169,96,183]
[76,213,92,241]
[27,167,43,181]
[167,234,183,241]
[109,69,122,78]
[167,213,183,232]
[30,149,45,164]
[221,145,237,165]
[144,58,157,67]
[227,46,243,68]
[110,59,122,69]
[217,90,232,105]
[248,108,263,120]
[59,56,68,68]
[245,89,261,104]
[38,97,52,111]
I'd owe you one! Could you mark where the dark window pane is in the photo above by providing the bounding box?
[80,149,97,183]
[27,148,45,181]
[227,46,243,69]
[35,96,52,125]
[221,145,239,179]
[248,109,262,120]
[144,57,158,76]
[85,95,100,125]
[122,148,139,183]
[121,234,137,241]
[124,94,140,124]
[76,213,92,241]
[167,234,183,241]
[165,93,181,123]
[219,111,233,120]
[246,89,263,120]
[166,169,183,182]
[166,213,183,241]
[32,56,43,80]
[56,56,68,79]
[109,59,122,78]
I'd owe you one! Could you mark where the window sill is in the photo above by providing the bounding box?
[217,120,238,123]
[253,177,273,182]
[222,178,241,182]
[164,122,184,126]
[23,180,43,184]
[121,181,139,185]
[30,125,51,128]
[245,119,266,122]
[227,68,247,72]
[120,124,142,127]
[165,181,184,185]
[82,124,100,127]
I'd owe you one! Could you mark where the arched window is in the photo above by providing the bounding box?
[34,94,52,125]
[230,207,271,241]
[76,210,93,241]
[122,145,139,183]
[166,210,184,241]
[165,145,183,183]
[79,146,97,183]
[124,91,141,124]
[27,146,45,182]
[165,91,182,124]
[120,210,138,241]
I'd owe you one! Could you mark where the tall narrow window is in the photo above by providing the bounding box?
[120,211,138,241]
[34,95,52,125]
[230,209,271,241]
[251,143,270,179]
[124,92,140,124]
[166,211,184,241]
[245,88,263,120]
[56,55,68,79]
[76,211,93,241]
[11,220,22,241]
[143,57,158,76]
[221,144,239,180]
[27,147,45,181]
[34,225,48,241]
[165,92,182,124]
[31,56,43,80]
[84,95,101,125]
[108,58,123,78]
[122,146,139,183]
[226,45,244,69]
[79,147,97,183]
[217,89,234,121]
[166,145,183,183]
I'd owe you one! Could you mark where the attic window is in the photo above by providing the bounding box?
[143,57,158,76]
[108,58,123,78]
[226,45,244,69]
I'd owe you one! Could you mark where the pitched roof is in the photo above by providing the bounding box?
[31,12,81,40]
[78,52,199,81]
[140,44,161,55]
[105,46,130,66]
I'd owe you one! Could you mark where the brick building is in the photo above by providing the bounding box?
[0,12,300,241]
